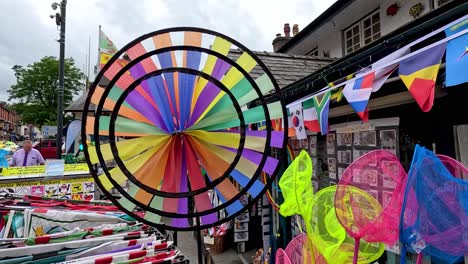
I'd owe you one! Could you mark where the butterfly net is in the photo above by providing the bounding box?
[437,154,468,179]
[285,233,326,264]
[279,150,313,218]
[276,248,292,264]
[307,186,384,264]
[335,150,407,245]
[400,145,468,264]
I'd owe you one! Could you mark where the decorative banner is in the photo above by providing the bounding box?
[0,163,89,177]
[65,120,82,153]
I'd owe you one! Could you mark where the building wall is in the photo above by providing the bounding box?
[379,0,432,36]
[287,0,435,57]
[0,105,20,133]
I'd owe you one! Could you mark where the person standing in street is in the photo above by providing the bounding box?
[10,140,45,167]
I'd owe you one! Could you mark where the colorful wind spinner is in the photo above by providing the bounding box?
[82,27,287,230]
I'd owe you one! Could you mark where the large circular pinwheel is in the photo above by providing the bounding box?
[82,27,287,231]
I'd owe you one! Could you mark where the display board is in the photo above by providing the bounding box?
[327,118,400,185]
[0,176,95,200]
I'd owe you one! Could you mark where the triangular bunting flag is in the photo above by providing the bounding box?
[342,72,375,121]
[330,86,344,102]
[312,90,331,135]
[399,43,447,112]
[371,47,410,92]
[445,18,468,86]
[258,121,267,131]
[271,119,282,131]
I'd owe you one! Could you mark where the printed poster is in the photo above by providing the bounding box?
[44,181,60,198]
[31,185,45,196]
[0,183,15,195]
[71,182,83,194]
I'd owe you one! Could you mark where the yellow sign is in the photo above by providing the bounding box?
[0,164,89,177]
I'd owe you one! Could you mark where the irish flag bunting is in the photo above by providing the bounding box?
[342,72,375,121]
[312,90,332,135]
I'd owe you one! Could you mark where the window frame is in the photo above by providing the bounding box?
[306,47,319,56]
[343,9,381,55]
[435,0,453,8]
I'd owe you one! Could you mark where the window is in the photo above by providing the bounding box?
[307,47,319,56]
[363,12,380,45]
[344,11,381,54]
[345,24,361,54]
[436,0,453,7]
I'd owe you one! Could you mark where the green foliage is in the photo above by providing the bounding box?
[8,56,84,127]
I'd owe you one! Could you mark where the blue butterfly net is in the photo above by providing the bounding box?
[400,145,468,264]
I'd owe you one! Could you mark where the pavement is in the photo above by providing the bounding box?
[176,231,257,264]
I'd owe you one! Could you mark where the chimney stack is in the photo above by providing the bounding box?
[293,24,299,36]
[272,23,297,52]
[284,23,291,37]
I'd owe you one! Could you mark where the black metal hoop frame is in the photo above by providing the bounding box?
[82,27,288,231]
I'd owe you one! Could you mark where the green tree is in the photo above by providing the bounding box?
[8,56,84,127]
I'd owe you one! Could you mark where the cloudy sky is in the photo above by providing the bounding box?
[0,0,336,101]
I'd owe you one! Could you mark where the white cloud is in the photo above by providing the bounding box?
[0,0,336,101]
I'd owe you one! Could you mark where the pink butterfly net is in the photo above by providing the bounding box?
[335,150,407,263]
[275,248,292,264]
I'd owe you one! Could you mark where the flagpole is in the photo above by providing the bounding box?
[87,36,91,91]
[96,25,101,75]
[287,28,468,108]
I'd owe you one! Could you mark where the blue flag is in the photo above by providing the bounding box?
[445,19,468,86]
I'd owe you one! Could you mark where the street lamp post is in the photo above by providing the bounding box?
[51,0,67,159]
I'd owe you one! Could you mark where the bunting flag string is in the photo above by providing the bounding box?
[283,16,468,137]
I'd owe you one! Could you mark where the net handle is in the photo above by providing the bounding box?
[416,253,423,264]
[353,238,360,264]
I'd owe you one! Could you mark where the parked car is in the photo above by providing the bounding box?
[33,139,59,159]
